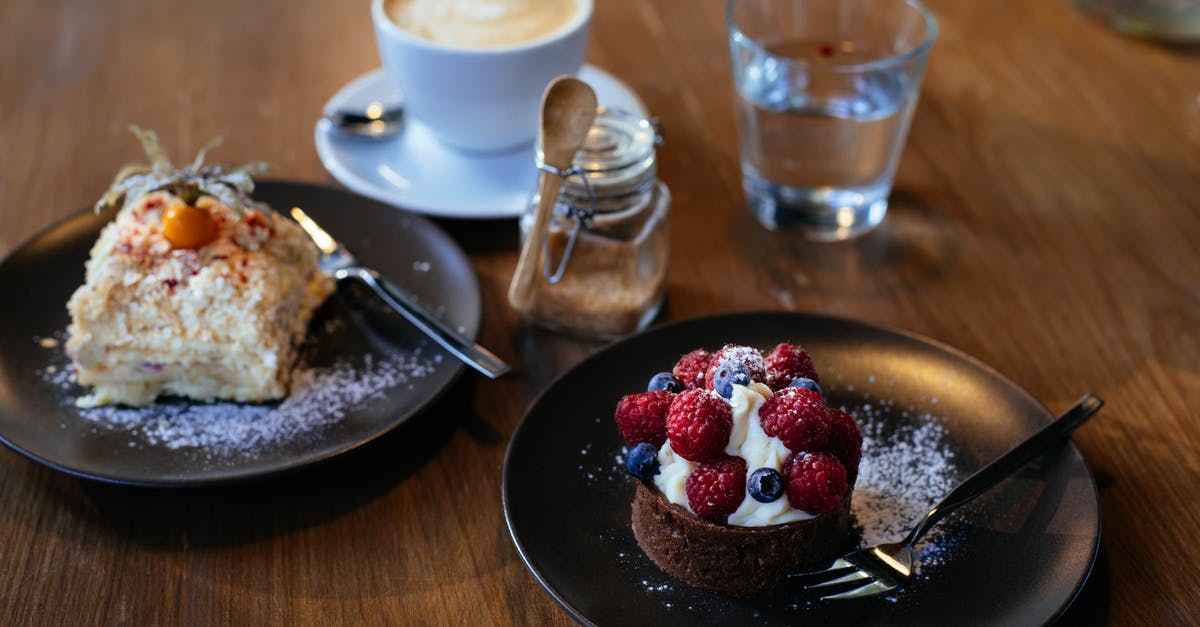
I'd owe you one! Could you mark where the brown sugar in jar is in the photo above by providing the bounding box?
[518,108,669,339]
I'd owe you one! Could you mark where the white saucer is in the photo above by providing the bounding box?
[314,65,646,219]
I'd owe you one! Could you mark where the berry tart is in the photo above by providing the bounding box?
[614,343,862,598]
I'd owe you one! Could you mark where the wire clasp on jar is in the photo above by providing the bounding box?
[536,162,596,284]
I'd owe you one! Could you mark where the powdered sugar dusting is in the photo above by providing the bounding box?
[847,399,962,570]
[78,352,437,454]
[35,324,441,456]
[580,413,633,486]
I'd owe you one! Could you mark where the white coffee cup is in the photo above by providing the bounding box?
[371,0,593,153]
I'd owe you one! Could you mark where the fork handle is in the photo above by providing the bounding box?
[352,268,511,379]
[905,393,1104,545]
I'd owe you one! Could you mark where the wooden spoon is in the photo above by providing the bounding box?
[507,76,598,311]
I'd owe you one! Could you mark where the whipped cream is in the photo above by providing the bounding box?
[653,383,817,526]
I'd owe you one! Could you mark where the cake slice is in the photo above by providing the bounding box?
[65,128,334,407]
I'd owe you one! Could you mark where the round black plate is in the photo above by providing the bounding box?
[502,312,1099,626]
[0,181,480,486]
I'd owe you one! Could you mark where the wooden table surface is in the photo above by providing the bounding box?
[2,0,1198,624]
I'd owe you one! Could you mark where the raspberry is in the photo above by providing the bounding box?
[672,349,713,390]
[614,390,672,447]
[764,343,820,390]
[783,451,847,514]
[759,387,831,452]
[666,389,733,462]
[685,455,747,520]
[826,408,863,481]
[703,345,766,390]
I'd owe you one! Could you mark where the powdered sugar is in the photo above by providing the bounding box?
[35,325,440,456]
[580,412,638,486]
[846,400,962,570]
[81,352,436,454]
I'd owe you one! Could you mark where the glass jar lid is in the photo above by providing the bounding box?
[563,107,661,205]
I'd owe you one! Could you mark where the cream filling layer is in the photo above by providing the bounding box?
[653,382,816,526]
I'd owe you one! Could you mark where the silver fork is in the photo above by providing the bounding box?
[799,392,1105,601]
[290,207,510,379]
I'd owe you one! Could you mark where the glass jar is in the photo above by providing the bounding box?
[518,107,670,339]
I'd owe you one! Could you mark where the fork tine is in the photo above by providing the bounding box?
[824,557,853,571]
[818,578,896,601]
[804,568,873,590]
[791,556,854,579]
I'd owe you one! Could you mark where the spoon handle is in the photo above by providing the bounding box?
[507,76,597,314]
[508,169,565,311]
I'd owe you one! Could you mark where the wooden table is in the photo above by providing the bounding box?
[1,0,1197,624]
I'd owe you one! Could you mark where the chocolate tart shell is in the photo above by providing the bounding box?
[631,482,851,598]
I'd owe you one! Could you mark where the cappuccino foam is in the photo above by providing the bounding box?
[386,0,581,49]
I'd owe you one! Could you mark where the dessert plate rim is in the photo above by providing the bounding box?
[501,311,1100,626]
[0,180,480,487]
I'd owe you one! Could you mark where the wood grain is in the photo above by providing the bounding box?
[1,0,1198,624]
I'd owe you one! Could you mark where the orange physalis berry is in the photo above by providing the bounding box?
[162,203,217,249]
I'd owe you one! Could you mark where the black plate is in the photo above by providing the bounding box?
[502,312,1100,626]
[0,181,480,486]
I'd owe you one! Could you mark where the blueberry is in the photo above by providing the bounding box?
[789,377,823,398]
[647,371,683,393]
[625,442,661,481]
[748,467,786,503]
[712,360,751,399]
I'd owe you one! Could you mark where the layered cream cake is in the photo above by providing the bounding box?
[65,129,334,407]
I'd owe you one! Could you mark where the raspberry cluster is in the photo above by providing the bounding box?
[614,343,864,522]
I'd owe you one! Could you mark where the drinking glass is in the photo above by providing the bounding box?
[727,0,937,241]
[1074,0,1200,42]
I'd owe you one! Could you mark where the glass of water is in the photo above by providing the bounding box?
[1074,0,1200,42]
[727,0,937,241]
